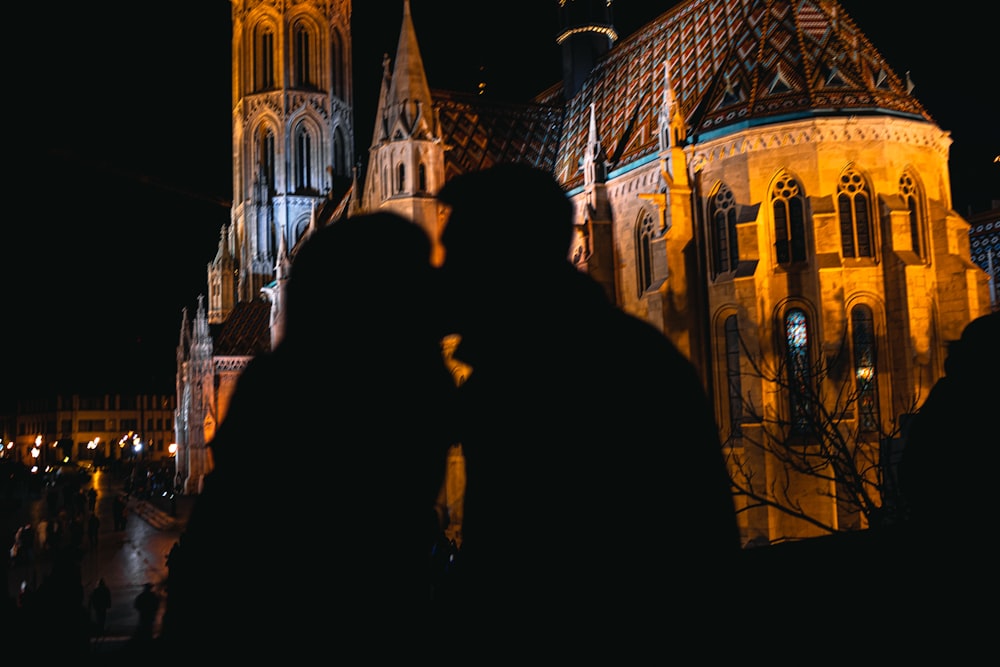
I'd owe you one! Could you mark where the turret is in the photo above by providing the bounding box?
[556,0,617,99]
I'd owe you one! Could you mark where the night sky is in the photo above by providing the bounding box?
[4,1,995,408]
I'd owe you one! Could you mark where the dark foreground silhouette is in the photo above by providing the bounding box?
[159,212,458,656]
[434,163,741,655]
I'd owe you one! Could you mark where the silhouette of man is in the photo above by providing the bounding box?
[89,577,111,635]
[159,212,458,656]
[436,163,740,650]
[133,582,158,642]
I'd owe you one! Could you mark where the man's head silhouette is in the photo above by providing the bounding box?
[438,163,574,274]
[284,212,435,344]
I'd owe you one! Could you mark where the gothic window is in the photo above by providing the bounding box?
[259,127,275,192]
[382,166,388,199]
[900,170,927,259]
[724,315,744,437]
[396,163,406,193]
[851,305,880,431]
[711,183,739,274]
[294,125,313,193]
[784,308,813,434]
[418,163,427,192]
[331,30,345,99]
[254,25,276,90]
[635,210,656,296]
[837,166,874,258]
[333,127,348,180]
[294,23,312,88]
[772,173,807,265]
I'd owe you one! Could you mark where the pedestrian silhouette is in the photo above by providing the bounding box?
[133,582,159,642]
[435,163,741,651]
[87,513,100,549]
[112,494,127,531]
[159,212,459,655]
[89,577,111,636]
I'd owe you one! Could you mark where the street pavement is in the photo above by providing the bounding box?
[4,467,194,656]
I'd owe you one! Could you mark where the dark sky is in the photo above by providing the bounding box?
[4,1,996,407]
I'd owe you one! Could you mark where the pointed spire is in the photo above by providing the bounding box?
[178,306,189,347]
[658,60,681,154]
[194,295,209,341]
[384,0,436,139]
[583,103,606,193]
[906,71,915,94]
[276,220,289,271]
[583,103,608,211]
[372,52,393,145]
[212,224,231,264]
[348,165,361,217]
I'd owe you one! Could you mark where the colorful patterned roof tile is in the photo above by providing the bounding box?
[432,0,929,192]
[209,300,271,357]
[433,90,565,181]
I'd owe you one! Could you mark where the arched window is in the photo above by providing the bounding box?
[711,183,739,274]
[635,211,656,296]
[294,23,312,87]
[784,308,812,433]
[851,305,880,431]
[395,163,406,193]
[254,25,275,90]
[294,125,312,192]
[772,174,807,264]
[259,126,275,192]
[724,315,744,437]
[332,127,347,180]
[418,163,427,192]
[899,170,927,259]
[837,166,874,258]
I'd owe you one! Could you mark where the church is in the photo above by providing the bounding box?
[174,0,992,546]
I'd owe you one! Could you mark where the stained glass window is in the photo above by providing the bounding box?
[785,308,812,433]
[851,305,879,431]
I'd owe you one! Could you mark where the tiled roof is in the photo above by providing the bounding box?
[485,0,930,192]
[209,300,271,357]
[432,90,565,181]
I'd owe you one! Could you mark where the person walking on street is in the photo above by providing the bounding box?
[89,578,111,636]
[112,494,127,531]
[133,582,159,642]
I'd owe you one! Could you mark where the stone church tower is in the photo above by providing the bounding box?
[209,0,355,324]
[177,0,354,493]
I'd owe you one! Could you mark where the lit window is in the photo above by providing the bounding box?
[785,308,812,433]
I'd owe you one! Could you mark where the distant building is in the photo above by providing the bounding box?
[5,393,177,469]
[175,0,992,544]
